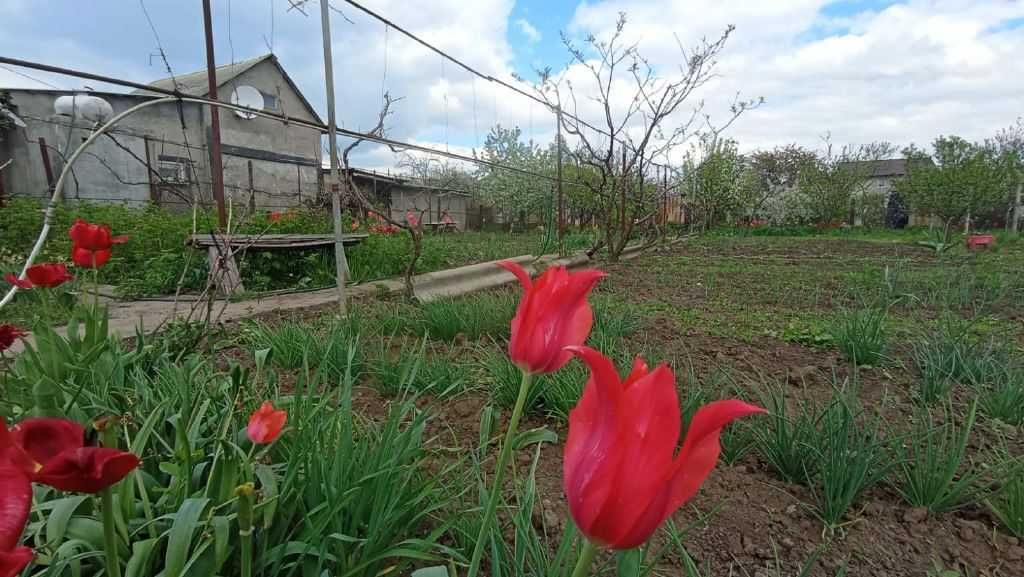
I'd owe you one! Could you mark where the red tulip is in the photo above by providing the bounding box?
[4,263,73,289]
[71,246,111,269]
[247,402,286,444]
[0,468,33,577]
[0,325,26,354]
[268,211,282,222]
[68,219,128,251]
[69,219,126,270]
[405,211,420,228]
[498,261,605,374]
[563,347,765,550]
[0,417,140,494]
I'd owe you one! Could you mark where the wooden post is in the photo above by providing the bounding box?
[320,0,351,314]
[143,135,158,205]
[556,106,564,246]
[247,160,255,213]
[38,137,56,195]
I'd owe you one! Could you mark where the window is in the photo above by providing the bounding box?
[157,156,190,184]
[260,90,278,111]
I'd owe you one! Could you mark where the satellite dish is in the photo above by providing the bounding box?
[54,94,113,123]
[231,86,264,119]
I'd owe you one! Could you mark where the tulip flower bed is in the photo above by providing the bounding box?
[2,230,1024,577]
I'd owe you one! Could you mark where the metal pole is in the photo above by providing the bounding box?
[201,0,228,229]
[556,106,564,248]
[320,0,350,314]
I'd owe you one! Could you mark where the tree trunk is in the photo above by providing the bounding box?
[1013,180,1023,235]
[404,228,423,300]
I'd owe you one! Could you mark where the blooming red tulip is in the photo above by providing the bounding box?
[69,219,126,269]
[0,468,33,577]
[71,246,112,269]
[563,347,765,550]
[405,211,420,228]
[247,401,286,444]
[0,325,26,354]
[4,263,73,289]
[0,417,140,494]
[68,219,128,251]
[498,261,605,374]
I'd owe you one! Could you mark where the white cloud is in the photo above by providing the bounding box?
[515,18,541,43]
[565,0,1024,154]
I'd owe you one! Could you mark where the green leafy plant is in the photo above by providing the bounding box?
[987,467,1024,539]
[890,401,983,513]
[807,395,891,529]
[753,387,821,486]
[830,308,887,366]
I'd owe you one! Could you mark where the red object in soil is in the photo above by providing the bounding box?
[966,234,995,250]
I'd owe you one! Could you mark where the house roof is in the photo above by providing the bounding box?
[134,54,322,124]
[842,158,934,178]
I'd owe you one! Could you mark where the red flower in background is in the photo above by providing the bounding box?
[0,325,26,353]
[563,347,764,550]
[247,402,287,444]
[0,467,33,577]
[69,219,127,269]
[498,260,605,374]
[69,219,128,251]
[268,211,282,222]
[405,211,420,228]
[350,221,361,231]
[0,417,140,494]
[4,263,73,289]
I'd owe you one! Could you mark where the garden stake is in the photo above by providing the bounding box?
[236,483,255,577]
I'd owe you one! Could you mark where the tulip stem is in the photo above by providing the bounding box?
[570,539,599,577]
[466,370,533,577]
[101,487,122,577]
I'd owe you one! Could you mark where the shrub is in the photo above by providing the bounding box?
[830,308,887,366]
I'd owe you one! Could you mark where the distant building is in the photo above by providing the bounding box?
[337,167,476,230]
[842,158,935,227]
[1,54,323,211]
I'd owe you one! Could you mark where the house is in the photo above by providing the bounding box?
[842,158,936,227]
[0,54,323,211]
[337,167,476,230]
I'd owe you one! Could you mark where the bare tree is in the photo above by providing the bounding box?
[535,13,759,259]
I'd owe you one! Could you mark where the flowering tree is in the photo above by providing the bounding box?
[795,137,894,226]
[895,135,1008,242]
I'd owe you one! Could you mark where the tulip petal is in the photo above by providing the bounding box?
[586,364,682,547]
[0,419,37,476]
[33,447,140,494]
[614,400,765,549]
[0,547,33,577]
[0,468,31,552]
[11,418,84,466]
[497,260,532,291]
[3,273,32,290]
[623,356,649,388]
[247,401,287,444]
[563,346,625,537]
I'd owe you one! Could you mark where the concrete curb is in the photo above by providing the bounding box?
[6,241,666,353]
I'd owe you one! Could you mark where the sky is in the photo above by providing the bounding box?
[2,0,1023,172]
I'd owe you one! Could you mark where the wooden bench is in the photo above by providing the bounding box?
[186,233,368,294]
[423,221,458,232]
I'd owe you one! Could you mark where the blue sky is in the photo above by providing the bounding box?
[2,0,1023,169]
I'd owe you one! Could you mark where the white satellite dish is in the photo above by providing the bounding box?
[230,85,264,119]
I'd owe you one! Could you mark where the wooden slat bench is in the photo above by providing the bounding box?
[186,233,368,294]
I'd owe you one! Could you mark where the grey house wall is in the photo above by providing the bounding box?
[1,61,321,212]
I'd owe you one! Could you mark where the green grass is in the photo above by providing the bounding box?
[753,387,821,486]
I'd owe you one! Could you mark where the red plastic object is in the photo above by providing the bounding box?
[966,234,996,250]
